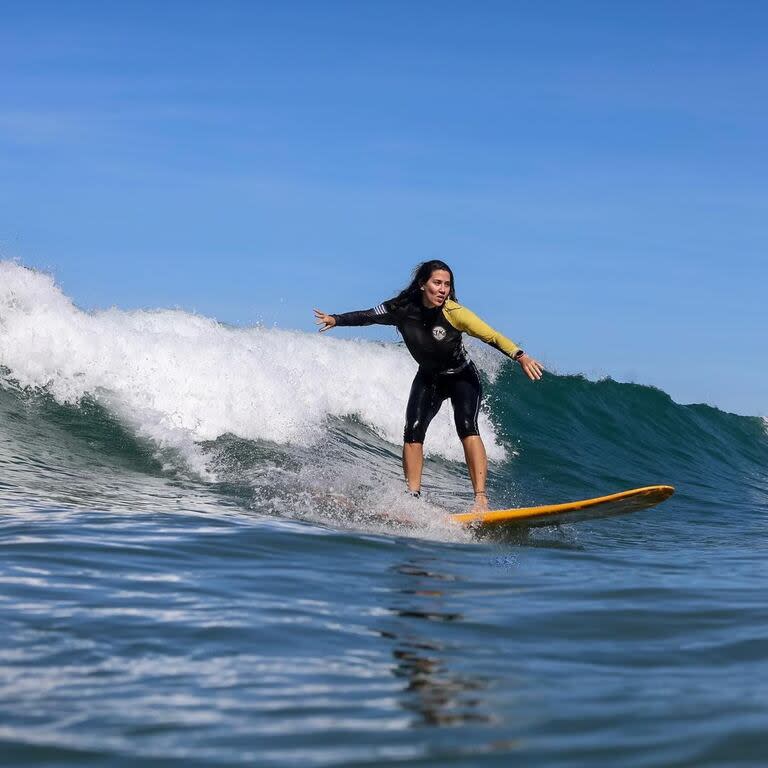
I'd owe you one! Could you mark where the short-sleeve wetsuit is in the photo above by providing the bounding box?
[332,298,521,443]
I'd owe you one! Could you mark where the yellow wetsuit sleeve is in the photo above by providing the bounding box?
[442,299,521,358]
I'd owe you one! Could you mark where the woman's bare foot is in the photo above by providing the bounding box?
[470,491,489,512]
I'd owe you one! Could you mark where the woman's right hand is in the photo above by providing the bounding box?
[313,309,337,333]
[517,354,544,381]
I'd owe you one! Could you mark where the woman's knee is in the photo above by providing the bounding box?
[403,421,428,443]
[455,419,479,440]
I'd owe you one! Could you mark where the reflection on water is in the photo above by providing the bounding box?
[381,560,494,727]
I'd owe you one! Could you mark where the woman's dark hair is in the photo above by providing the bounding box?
[386,260,457,310]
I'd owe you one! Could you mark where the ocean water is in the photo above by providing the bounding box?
[1,261,767,767]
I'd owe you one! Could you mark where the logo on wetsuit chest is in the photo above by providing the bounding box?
[432,326,447,341]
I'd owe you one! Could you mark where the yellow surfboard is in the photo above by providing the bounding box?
[452,485,675,530]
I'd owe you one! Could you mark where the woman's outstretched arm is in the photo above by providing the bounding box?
[313,303,397,332]
[443,301,544,381]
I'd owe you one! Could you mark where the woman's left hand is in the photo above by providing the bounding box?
[313,309,337,332]
[518,354,544,381]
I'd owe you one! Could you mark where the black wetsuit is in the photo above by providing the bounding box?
[333,299,510,443]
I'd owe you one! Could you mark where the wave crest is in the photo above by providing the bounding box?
[0,262,505,468]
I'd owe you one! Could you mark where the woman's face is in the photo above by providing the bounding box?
[421,269,452,308]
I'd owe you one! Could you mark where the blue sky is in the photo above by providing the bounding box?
[1,1,765,416]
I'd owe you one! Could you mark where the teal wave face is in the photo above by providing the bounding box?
[483,369,768,518]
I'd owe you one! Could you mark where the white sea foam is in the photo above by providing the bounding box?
[0,262,505,473]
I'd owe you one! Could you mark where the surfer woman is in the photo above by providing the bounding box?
[314,261,543,511]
